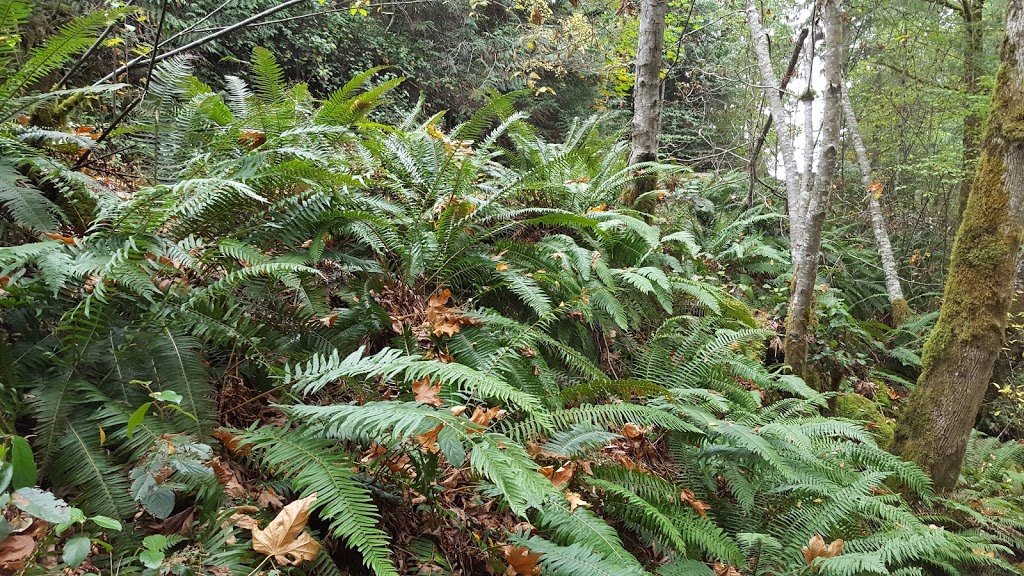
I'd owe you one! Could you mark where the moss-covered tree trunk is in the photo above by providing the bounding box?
[892,0,1024,492]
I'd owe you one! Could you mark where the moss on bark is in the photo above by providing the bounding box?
[892,5,1024,491]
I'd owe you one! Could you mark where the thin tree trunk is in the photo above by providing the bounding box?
[840,87,909,325]
[744,0,804,254]
[783,0,843,384]
[746,28,808,209]
[623,0,668,209]
[958,0,986,221]
[892,0,1024,492]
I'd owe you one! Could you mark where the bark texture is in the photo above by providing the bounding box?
[959,0,986,221]
[892,0,1024,492]
[782,0,844,383]
[623,0,668,208]
[840,87,908,325]
[745,0,804,252]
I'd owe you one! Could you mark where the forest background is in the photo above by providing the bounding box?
[2,0,1024,574]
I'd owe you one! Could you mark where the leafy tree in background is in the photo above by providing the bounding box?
[893,0,1024,491]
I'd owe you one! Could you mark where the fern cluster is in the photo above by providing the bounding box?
[1,33,1021,576]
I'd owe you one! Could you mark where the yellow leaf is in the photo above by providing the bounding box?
[251,494,321,566]
[496,262,510,271]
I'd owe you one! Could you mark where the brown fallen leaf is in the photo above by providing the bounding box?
[251,494,320,566]
[416,423,444,453]
[713,562,742,576]
[681,489,712,518]
[212,429,251,455]
[539,463,575,489]
[621,423,644,440]
[802,533,844,566]
[565,491,591,512]
[413,377,444,407]
[503,545,542,576]
[257,487,284,510]
[469,406,505,429]
[0,535,36,573]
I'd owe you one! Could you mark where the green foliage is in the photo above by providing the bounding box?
[1,34,1021,576]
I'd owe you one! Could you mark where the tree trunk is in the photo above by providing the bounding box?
[892,0,1024,492]
[744,0,804,254]
[623,0,668,209]
[840,87,909,326]
[783,0,843,384]
[958,0,986,221]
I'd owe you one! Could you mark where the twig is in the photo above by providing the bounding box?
[55,21,117,89]
[93,0,308,86]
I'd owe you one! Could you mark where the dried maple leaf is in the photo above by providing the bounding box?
[621,423,644,440]
[802,533,844,566]
[413,377,444,407]
[548,463,575,489]
[680,489,711,518]
[256,488,284,510]
[713,562,742,576]
[212,429,250,455]
[469,406,504,428]
[565,490,591,512]
[867,180,884,199]
[433,322,461,337]
[251,494,320,566]
[428,289,452,309]
[416,423,444,453]
[504,545,542,576]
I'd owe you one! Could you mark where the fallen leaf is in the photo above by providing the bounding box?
[713,562,742,576]
[469,406,504,428]
[413,377,444,407]
[42,232,76,245]
[680,489,712,518]
[621,423,644,440]
[0,535,36,573]
[212,429,251,455]
[867,180,884,199]
[238,129,266,150]
[428,289,452,309]
[495,262,510,271]
[433,322,461,337]
[802,533,843,565]
[565,490,591,512]
[544,463,575,489]
[416,423,444,453]
[256,488,284,510]
[504,545,542,576]
[251,494,320,566]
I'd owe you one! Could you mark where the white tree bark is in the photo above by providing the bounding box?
[840,86,907,310]
[744,0,804,253]
[800,46,816,209]
[624,0,668,207]
[783,0,844,381]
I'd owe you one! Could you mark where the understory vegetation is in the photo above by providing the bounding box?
[4,0,1024,575]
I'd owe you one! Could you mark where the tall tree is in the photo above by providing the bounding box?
[623,0,668,208]
[840,87,909,326]
[746,0,844,382]
[892,0,1024,492]
[921,0,986,221]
